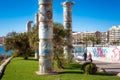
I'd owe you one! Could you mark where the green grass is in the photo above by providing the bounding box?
[1,57,120,80]
[0,61,2,65]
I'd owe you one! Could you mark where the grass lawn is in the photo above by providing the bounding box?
[0,61,2,65]
[1,57,120,80]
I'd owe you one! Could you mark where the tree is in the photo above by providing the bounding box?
[112,40,120,45]
[53,23,66,68]
[29,25,39,59]
[4,32,32,59]
[96,37,101,44]
[4,32,18,51]
[29,22,67,68]
[89,36,96,47]
[83,36,89,47]
[83,35,101,47]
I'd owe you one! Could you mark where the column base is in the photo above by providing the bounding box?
[36,71,58,75]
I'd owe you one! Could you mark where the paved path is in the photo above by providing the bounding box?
[75,56,120,74]
[93,60,120,74]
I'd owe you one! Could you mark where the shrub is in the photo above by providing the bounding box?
[85,63,97,74]
[81,62,97,74]
[81,62,91,71]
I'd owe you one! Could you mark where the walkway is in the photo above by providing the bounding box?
[93,60,120,74]
[75,56,120,75]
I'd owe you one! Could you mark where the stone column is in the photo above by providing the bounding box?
[2,37,5,45]
[26,21,33,32]
[35,13,39,26]
[34,13,39,60]
[36,0,53,75]
[62,1,74,59]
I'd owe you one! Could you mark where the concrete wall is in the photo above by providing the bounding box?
[73,46,120,63]
[87,46,120,63]
[0,57,13,78]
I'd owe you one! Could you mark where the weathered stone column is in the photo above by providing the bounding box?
[36,0,53,75]
[26,21,33,32]
[34,13,39,60]
[62,1,74,59]
[35,13,39,26]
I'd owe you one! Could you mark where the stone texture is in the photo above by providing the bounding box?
[62,1,74,59]
[26,21,32,32]
[117,73,120,77]
[97,68,106,73]
[37,0,53,75]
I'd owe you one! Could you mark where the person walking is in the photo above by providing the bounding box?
[88,52,92,62]
[83,51,87,61]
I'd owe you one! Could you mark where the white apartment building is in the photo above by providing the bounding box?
[72,26,120,45]
[100,32,108,43]
[108,26,120,44]
[72,31,102,44]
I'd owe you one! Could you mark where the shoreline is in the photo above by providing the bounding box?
[0,46,12,55]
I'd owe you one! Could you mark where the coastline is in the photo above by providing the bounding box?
[0,46,12,55]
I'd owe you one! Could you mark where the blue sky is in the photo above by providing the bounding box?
[0,0,120,36]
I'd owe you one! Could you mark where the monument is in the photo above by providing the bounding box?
[35,13,39,26]
[62,0,74,59]
[36,0,54,75]
[26,21,33,32]
[34,13,39,59]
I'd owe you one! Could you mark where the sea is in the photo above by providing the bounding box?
[0,46,12,55]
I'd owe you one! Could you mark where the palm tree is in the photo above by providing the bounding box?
[89,36,96,47]
[83,36,89,47]
[53,23,66,68]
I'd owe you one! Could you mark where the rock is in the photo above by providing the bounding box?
[97,68,106,73]
[117,73,120,77]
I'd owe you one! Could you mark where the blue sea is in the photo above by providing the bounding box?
[0,46,12,55]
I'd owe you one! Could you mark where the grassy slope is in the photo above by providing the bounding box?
[2,57,120,80]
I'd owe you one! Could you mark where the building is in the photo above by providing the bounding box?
[72,31,108,45]
[72,25,120,46]
[100,32,108,44]
[108,26,120,44]
[0,37,4,44]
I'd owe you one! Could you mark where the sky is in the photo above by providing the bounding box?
[0,0,120,36]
